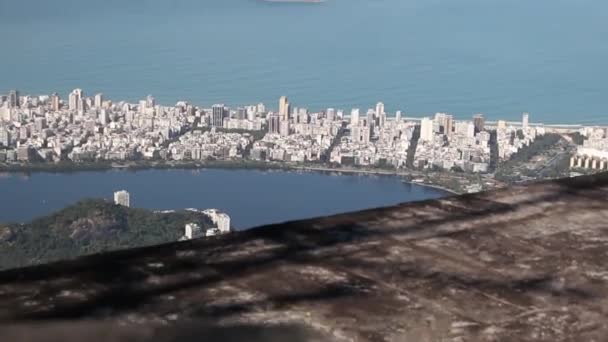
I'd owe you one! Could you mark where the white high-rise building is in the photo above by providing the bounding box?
[99,110,109,125]
[68,92,76,111]
[0,127,10,147]
[256,103,266,114]
[522,112,529,129]
[375,102,385,116]
[351,125,370,144]
[455,121,475,138]
[350,108,360,126]
[139,100,147,113]
[146,95,155,108]
[50,93,61,111]
[434,113,454,136]
[246,106,256,121]
[184,223,202,240]
[203,209,232,233]
[366,109,375,127]
[216,213,231,233]
[395,110,402,122]
[94,93,104,108]
[113,190,130,207]
[298,110,309,124]
[279,120,290,137]
[361,126,371,144]
[351,125,360,142]
[326,108,336,121]
[376,102,386,127]
[420,118,434,142]
[0,107,9,122]
[279,96,289,122]
[69,88,84,112]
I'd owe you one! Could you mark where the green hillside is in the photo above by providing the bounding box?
[0,199,213,270]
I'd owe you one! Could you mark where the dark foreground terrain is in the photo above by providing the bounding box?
[1,174,608,341]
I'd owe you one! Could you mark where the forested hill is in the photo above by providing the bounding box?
[0,199,213,270]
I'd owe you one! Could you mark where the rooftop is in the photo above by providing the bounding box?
[1,173,608,341]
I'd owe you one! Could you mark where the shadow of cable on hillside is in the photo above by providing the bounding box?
[0,173,605,323]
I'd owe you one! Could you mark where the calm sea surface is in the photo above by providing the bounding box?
[0,169,446,228]
[1,0,606,124]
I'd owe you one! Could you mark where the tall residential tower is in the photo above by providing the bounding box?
[8,90,19,108]
[114,190,130,207]
[279,96,289,122]
[211,104,227,127]
[473,114,485,133]
[522,112,529,129]
[69,88,84,112]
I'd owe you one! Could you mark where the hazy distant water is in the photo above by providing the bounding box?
[1,0,607,124]
[0,169,446,228]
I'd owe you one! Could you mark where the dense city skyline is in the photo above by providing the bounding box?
[2,88,603,126]
[1,88,606,177]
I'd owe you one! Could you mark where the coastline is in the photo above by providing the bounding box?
[291,165,460,194]
[0,161,462,195]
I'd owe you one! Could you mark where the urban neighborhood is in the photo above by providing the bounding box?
[0,89,605,192]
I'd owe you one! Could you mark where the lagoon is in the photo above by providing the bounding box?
[0,169,447,228]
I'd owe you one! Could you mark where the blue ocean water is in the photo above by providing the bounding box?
[1,0,606,124]
[0,169,445,228]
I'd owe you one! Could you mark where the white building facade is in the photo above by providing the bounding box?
[113,190,130,207]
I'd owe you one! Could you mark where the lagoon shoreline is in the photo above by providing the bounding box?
[0,160,464,195]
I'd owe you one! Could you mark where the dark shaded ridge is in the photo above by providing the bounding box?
[0,173,607,341]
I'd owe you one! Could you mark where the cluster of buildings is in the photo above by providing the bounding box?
[414,113,490,172]
[571,127,608,170]
[414,112,546,173]
[167,129,252,161]
[0,89,268,164]
[112,190,231,240]
[494,113,544,161]
[330,109,540,173]
[330,105,416,167]
[182,208,232,240]
[1,89,550,174]
[250,96,342,162]
[252,133,333,163]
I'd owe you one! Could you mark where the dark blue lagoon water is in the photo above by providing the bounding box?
[0,169,446,228]
[1,0,607,124]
